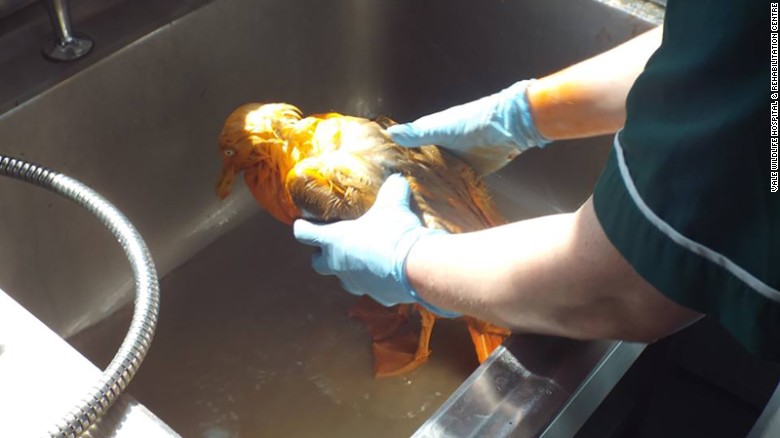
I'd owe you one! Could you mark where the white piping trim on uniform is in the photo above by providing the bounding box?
[613,131,780,303]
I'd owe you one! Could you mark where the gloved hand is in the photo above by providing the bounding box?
[294,174,461,318]
[387,80,550,176]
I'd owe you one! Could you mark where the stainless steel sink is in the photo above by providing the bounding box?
[0,0,661,436]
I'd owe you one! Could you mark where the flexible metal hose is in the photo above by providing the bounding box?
[0,155,160,438]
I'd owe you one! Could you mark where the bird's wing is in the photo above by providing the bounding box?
[285,150,384,222]
[400,145,507,233]
[284,116,400,222]
[285,114,506,232]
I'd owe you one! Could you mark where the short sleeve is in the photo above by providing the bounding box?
[593,0,780,359]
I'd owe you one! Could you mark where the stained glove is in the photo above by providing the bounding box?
[294,174,461,318]
[387,80,550,176]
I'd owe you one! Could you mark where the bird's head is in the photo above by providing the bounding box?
[216,103,302,199]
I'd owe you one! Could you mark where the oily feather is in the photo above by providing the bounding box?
[217,103,511,376]
[282,113,506,232]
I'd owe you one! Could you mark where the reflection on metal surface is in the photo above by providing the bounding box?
[0,155,161,437]
[592,0,665,25]
[414,336,643,437]
[42,31,93,62]
[413,346,568,438]
[81,397,180,438]
[539,342,645,437]
[42,0,93,61]
[0,290,177,437]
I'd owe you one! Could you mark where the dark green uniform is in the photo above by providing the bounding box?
[593,0,779,359]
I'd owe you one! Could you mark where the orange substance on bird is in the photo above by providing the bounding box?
[216,103,510,377]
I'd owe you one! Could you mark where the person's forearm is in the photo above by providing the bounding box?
[527,26,663,141]
[405,197,699,342]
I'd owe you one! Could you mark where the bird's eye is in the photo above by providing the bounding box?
[223,149,236,157]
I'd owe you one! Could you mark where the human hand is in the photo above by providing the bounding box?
[387,80,549,176]
[293,174,460,317]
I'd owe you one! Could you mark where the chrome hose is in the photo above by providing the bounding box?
[0,155,160,438]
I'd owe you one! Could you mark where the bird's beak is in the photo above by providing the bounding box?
[216,162,237,200]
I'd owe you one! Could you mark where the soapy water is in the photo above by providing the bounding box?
[69,213,479,437]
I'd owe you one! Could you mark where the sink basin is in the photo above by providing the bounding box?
[0,0,660,436]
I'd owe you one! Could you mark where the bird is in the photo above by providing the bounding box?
[216,103,511,377]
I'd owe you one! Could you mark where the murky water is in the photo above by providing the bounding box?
[69,212,478,437]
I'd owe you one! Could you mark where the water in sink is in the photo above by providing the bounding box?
[69,211,478,437]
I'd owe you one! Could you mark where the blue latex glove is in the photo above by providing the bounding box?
[387,80,550,176]
[293,174,461,318]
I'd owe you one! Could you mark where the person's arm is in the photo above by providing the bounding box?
[295,175,700,343]
[388,26,663,175]
[528,26,663,140]
[406,195,700,342]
